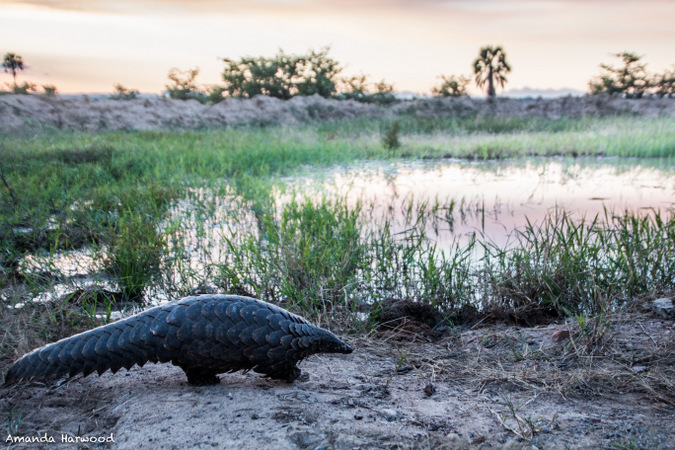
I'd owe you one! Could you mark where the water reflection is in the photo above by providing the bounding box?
[18,157,674,303]
[291,157,674,250]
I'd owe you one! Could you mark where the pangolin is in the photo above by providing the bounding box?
[4,294,353,386]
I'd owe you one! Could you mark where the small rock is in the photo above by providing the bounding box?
[424,383,436,397]
[396,365,414,375]
[551,330,570,342]
[354,414,363,420]
[653,298,674,318]
[472,435,486,444]
[298,372,310,382]
[291,432,323,448]
[632,365,648,373]
[379,408,399,422]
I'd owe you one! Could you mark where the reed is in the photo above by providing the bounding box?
[480,209,674,318]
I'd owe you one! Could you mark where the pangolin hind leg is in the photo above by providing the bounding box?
[276,366,302,382]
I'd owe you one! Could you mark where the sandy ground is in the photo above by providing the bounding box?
[1,94,674,133]
[2,306,673,450]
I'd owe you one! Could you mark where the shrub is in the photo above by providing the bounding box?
[11,82,36,94]
[382,121,401,150]
[221,47,341,100]
[165,67,208,103]
[206,85,226,104]
[589,52,651,98]
[653,66,675,98]
[110,84,139,100]
[431,74,470,97]
[336,74,397,104]
[42,85,57,96]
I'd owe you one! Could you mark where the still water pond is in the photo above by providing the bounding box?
[285,157,674,249]
[23,156,674,303]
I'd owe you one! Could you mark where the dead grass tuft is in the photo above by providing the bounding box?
[369,296,675,421]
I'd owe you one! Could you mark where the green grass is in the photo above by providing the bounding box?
[0,114,673,317]
[396,116,675,159]
[202,192,673,321]
[481,209,675,317]
[316,115,675,158]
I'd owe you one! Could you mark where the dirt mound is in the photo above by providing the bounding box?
[0,94,377,133]
[1,94,673,133]
[390,94,675,120]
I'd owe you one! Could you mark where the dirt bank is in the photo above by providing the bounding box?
[2,301,673,449]
[1,94,674,133]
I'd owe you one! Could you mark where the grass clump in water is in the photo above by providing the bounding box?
[105,209,166,301]
[218,196,364,315]
[207,189,673,327]
[213,192,477,319]
[481,209,674,321]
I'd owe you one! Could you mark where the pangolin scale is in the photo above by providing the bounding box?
[4,294,353,386]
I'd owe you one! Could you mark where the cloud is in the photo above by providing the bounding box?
[8,0,670,10]
[0,0,559,14]
[8,0,672,22]
[4,0,309,14]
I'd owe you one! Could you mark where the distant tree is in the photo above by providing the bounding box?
[294,48,342,97]
[11,82,35,94]
[165,67,207,103]
[110,84,139,100]
[589,52,650,98]
[432,74,470,97]
[653,66,675,98]
[42,84,57,96]
[222,48,341,99]
[222,51,295,99]
[336,74,396,104]
[3,53,25,86]
[473,46,511,99]
[371,79,397,104]
[338,74,369,101]
[206,85,226,104]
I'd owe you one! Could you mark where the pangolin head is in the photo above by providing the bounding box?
[319,332,353,354]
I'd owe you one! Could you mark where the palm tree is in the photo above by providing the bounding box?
[473,46,511,98]
[3,53,25,86]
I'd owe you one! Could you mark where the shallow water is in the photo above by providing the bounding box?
[19,157,674,302]
[286,157,674,250]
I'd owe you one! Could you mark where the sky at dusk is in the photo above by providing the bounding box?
[1,0,674,95]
